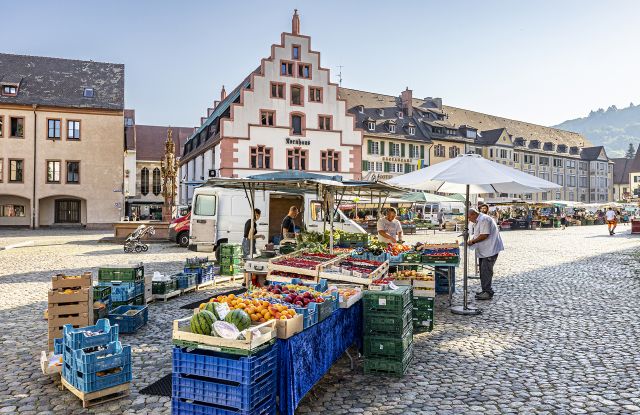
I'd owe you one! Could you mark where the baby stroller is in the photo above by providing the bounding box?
[124,224,156,253]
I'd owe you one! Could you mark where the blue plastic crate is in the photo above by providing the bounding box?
[175,272,198,289]
[172,369,275,410]
[134,281,144,297]
[172,344,277,385]
[63,361,131,393]
[290,302,318,329]
[172,394,275,415]
[98,281,136,302]
[435,267,455,294]
[367,252,390,262]
[271,278,328,293]
[388,252,404,264]
[65,341,131,373]
[198,272,213,285]
[108,305,148,334]
[63,319,119,350]
[54,337,63,355]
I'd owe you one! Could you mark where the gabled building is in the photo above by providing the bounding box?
[611,156,632,201]
[0,53,124,227]
[179,11,362,203]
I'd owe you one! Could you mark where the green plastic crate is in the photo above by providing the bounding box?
[98,265,144,282]
[364,303,413,335]
[132,293,145,306]
[220,264,243,276]
[412,296,434,312]
[363,286,412,315]
[93,285,112,301]
[403,253,422,263]
[364,344,413,377]
[220,244,243,258]
[152,279,177,295]
[220,256,242,266]
[363,326,413,360]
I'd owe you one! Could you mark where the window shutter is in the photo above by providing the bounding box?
[362,160,370,171]
[409,144,414,158]
[420,145,425,159]
[380,141,385,156]
[367,140,373,155]
[404,163,411,173]
[384,162,390,172]
[401,143,405,157]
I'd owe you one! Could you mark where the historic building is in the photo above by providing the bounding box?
[612,149,640,201]
[123,109,193,219]
[0,53,124,227]
[343,88,614,203]
[179,11,362,203]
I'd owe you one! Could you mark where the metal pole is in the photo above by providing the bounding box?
[451,184,481,315]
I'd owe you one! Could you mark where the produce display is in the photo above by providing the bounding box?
[201,293,298,323]
[190,310,217,335]
[271,257,321,270]
[391,270,434,281]
[224,309,251,331]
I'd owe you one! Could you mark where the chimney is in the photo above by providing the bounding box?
[292,9,300,35]
[220,85,227,101]
[433,97,442,110]
[207,107,215,116]
[400,87,413,117]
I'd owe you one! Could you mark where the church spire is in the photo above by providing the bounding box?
[292,9,300,35]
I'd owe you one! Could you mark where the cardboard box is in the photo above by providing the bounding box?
[275,314,303,339]
[51,272,92,290]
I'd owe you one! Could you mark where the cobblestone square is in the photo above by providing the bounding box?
[1,225,639,414]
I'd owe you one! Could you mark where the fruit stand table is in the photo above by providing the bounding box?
[277,302,363,415]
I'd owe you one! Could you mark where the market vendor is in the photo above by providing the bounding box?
[243,208,265,258]
[377,207,403,243]
[281,206,300,240]
[468,207,504,300]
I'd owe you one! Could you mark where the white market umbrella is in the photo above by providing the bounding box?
[387,154,561,315]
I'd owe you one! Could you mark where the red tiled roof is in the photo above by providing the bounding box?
[135,125,194,161]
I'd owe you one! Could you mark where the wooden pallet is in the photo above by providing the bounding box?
[181,285,197,294]
[61,377,130,408]
[195,279,214,290]
[152,290,181,302]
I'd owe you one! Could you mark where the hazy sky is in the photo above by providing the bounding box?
[3,0,639,129]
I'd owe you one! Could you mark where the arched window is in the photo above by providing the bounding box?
[140,167,149,195]
[152,168,162,196]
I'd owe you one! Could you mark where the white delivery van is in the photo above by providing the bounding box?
[421,201,466,223]
[188,187,365,252]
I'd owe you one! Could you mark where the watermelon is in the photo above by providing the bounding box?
[203,302,219,318]
[224,309,251,331]
[190,310,216,335]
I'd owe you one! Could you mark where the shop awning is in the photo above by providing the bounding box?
[401,192,460,204]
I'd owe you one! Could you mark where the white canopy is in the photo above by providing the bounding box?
[387,154,561,194]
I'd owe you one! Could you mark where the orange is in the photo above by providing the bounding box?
[228,294,236,299]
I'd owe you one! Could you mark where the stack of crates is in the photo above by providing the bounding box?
[97,265,145,308]
[363,285,413,376]
[171,344,278,415]
[62,319,132,393]
[435,267,455,294]
[184,257,215,285]
[219,244,244,276]
[48,273,93,352]
[412,297,434,332]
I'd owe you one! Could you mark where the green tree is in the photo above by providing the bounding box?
[626,143,636,159]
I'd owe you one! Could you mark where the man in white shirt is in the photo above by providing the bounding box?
[377,208,403,244]
[605,208,617,235]
[468,208,504,300]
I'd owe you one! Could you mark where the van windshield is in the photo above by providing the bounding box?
[194,195,217,216]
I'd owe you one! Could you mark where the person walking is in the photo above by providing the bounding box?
[242,208,264,258]
[560,211,567,230]
[437,208,445,231]
[468,208,504,300]
[605,207,617,235]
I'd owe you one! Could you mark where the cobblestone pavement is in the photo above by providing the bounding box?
[1,225,640,414]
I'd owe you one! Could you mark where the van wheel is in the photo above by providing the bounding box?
[177,231,190,247]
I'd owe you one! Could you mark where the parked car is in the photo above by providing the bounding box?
[169,212,191,247]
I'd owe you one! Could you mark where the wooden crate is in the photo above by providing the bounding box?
[48,287,92,305]
[61,377,130,408]
[47,302,91,319]
[51,272,92,290]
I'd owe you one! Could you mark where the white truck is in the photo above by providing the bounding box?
[420,201,466,223]
[188,186,365,252]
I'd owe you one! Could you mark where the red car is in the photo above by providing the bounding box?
[169,212,190,247]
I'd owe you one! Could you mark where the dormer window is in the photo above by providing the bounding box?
[358,105,364,114]
[83,88,94,98]
[367,121,376,131]
[389,124,396,133]
[2,85,17,96]
[378,109,384,117]
[397,111,404,119]
[409,126,416,135]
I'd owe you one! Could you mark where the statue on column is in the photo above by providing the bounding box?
[161,128,178,222]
